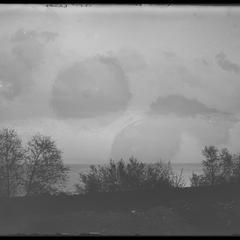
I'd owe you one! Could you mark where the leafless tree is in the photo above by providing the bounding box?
[190,146,240,187]
[24,134,69,196]
[0,128,25,197]
[202,146,220,186]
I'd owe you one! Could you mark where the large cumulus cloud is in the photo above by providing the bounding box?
[51,55,132,118]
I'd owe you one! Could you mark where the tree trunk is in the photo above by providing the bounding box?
[7,165,10,198]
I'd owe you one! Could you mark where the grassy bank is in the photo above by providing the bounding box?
[0,185,240,235]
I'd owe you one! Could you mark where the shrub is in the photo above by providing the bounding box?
[190,146,240,187]
[190,172,207,187]
[76,157,185,194]
[170,168,186,188]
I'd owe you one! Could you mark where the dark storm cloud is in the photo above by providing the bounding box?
[216,52,240,74]
[51,55,132,119]
[150,95,221,117]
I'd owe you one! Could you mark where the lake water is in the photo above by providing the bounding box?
[64,163,203,193]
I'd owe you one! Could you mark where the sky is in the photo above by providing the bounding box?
[0,5,240,164]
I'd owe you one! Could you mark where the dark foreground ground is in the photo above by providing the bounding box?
[1,185,240,236]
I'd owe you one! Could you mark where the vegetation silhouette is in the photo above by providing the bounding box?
[1,128,240,235]
[190,146,240,187]
[76,157,185,194]
[0,128,69,198]
[0,129,25,197]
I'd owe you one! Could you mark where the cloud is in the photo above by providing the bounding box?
[0,54,33,100]
[0,28,58,101]
[216,52,240,74]
[11,28,38,42]
[194,57,210,67]
[11,28,59,69]
[110,117,182,162]
[0,6,60,24]
[110,115,233,163]
[12,39,45,69]
[40,31,59,42]
[12,28,58,43]
[107,48,147,73]
[225,121,240,153]
[51,55,132,118]
[150,94,221,117]
[173,133,202,163]
[162,50,178,61]
[0,117,114,163]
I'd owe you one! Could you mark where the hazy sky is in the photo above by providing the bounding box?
[1,5,240,164]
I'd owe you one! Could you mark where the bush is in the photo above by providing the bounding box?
[190,172,207,187]
[190,146,240,187]
[76,157,185,194]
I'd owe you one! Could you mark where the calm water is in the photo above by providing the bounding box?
[64,163,203,193]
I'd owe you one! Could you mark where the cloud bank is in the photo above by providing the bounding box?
[150,95,221,117]
[51,55,132,118]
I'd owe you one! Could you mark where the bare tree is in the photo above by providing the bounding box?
[202,146,220,186]
[219,148,234,183]
[190,146,240,187]
[24,134,69,196]
[0,128,25,197]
